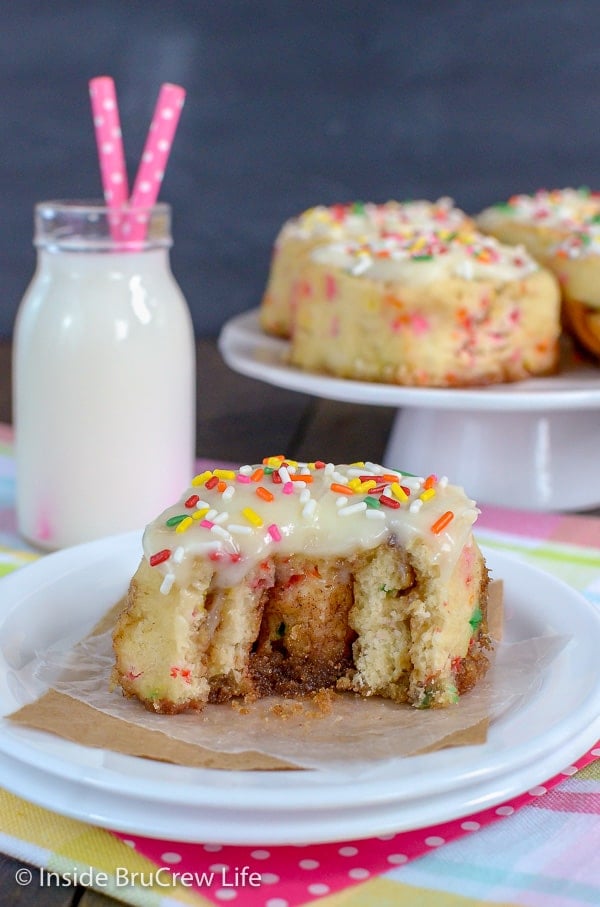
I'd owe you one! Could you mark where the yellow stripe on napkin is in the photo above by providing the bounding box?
[0,789,210,906]
[327,877,520,905]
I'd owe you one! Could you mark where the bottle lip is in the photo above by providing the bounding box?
[35,199,171,215]
[33,200,173,251]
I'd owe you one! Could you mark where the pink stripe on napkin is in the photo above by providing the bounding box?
[547,513,600,547]
[0,424,14,444]
[477,503,563,539]
[528,790,600,814]
[477,503,600,547]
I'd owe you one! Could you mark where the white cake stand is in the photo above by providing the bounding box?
[218,310,600,512]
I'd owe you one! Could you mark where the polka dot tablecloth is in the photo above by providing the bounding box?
[0,425,599,907]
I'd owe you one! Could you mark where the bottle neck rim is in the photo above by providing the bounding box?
[35,244,171,254]
[33,201,173,251]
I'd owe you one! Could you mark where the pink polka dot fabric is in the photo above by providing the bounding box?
[113,744,598,907]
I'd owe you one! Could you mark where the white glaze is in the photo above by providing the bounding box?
[282,198,469,243]
[554,219,600,259]
[310,231,538,285]
[142,459,479,591]
[479,188,600,230]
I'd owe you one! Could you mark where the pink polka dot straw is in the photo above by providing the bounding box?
[89,76,129,207]
[88,77,186,244]
[128,82,186,242]
[89,76,129,240]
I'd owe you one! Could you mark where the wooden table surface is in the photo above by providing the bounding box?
[0,336,397,906]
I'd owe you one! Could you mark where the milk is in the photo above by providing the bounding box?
[13,203,196,550]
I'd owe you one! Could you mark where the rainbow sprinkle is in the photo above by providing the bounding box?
[242,507,263,528]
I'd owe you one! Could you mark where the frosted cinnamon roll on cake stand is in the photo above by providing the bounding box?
[259,198,473,340]
[286,228,560,387]
[112,457,491,714]
[543,219,600,359]
[477,187,600,359]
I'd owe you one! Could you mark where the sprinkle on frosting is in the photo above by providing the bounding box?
[431,511,455,535]
[149,548,171,567]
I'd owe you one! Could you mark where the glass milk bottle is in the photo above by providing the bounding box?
[13,201,196,550]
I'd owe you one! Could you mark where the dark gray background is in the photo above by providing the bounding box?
[2,0,599,339]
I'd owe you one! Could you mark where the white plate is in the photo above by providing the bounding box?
[218,309,600,413]
[218,311,600,511]
[0,533,599,845]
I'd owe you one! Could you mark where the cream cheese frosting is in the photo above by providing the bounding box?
[478,187,600,231]
[142,457,480,593]
[281,198,470,243]
[554,216,600,259]
[310,229,538,285]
